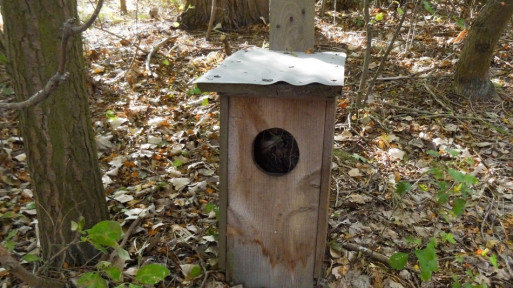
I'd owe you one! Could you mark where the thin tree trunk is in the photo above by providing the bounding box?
[0,0,109,267]
[454,0,513,99]
[180,0,269,29]
[120,0,128,14]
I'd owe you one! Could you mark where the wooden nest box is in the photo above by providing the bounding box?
[196,48,345,288]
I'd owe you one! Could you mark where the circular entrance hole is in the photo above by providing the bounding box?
[253,128,300,175]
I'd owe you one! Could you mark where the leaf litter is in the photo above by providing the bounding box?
[1,1,513,287]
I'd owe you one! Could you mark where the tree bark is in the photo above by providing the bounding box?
[120,0,128,14]
[454,0,513,99]
[180,0,269,29]
[0,0,109,267]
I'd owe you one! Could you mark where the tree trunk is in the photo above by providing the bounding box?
[180,0,269,29]
[0,0,109,267]
[454,0,513,98]
[120,0,128,14]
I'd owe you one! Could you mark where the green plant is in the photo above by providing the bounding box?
[389,149,480,283]
[72,219,170,287]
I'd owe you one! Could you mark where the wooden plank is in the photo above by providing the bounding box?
[226,96,326,287]
[269,0,314,51]
[314,98,336,278]
[218,95,229,270]
[196,83,340,100]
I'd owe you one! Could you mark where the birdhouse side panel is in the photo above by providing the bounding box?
[225,96,328,287]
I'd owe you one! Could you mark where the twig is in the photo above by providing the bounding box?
[0,0,104,110]
[145,36,178,74]
[205,0,217,41]
[0,73,69,110]
[92,26,149,54]
[480,196,495,240]
[405,0,422,53]
[375,67,440,81]
[423,82,453,114]
[0,244,66,288]
[340,243,390,265]
[355,0,372,108]
[363,5,408,106]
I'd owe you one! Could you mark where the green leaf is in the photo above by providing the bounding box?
[6,229,18,240]
[422,0,435,14]
[188,265,202,278]
[77,272,109,288]
[71,216,85,232]
[414,240,438,281]
[87,220,123,247]
[448,149,459,157]
[489,254,498,268]
[375,12,384,21]
[430,167,444,179]
[105,266,123,282]
[426,150,439,158]
[352,153,368,162]
[204,203,217,213]
[406,235,422,246]
[129,284,143,288]
[105,110,117,120]
[448,169,465,183]
[201,97,209,106]
[163,59,170,66]
[136,264,170,285]
[437,191,449,204]
[22,253,42,263]
[173,158,183,167]
[113,284,126,288]
[114,245,131,260]
[462,174,478,185]
[3,240,15,251]
[451,198,466,217]
[395,181,412,196]
[25,202,36,209]
[187,85,202,95]
[397,7,404,15]
[389,252,409,270]
[440,232,456,244]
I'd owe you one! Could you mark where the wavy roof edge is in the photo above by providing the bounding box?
[195,48,346,89]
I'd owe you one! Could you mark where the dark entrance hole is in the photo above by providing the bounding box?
[253,128,299,175]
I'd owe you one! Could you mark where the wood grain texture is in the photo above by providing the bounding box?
[269,0,314,51]
[196,83,340,99]
[225,96,326,287]
[218,95,229,270]
[314,99,336,278]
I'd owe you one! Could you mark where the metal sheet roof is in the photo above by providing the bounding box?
[195,48,346,88]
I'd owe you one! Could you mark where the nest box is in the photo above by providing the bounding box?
[196,48,345,288]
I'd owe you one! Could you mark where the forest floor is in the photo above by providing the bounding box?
[1,1,513,287]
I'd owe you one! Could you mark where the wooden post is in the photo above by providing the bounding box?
[269,0,315,51]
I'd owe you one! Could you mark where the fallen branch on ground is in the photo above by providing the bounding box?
[0,244,66,288]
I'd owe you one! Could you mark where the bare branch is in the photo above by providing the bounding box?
[0,0,104,111]
[363,5,408,106]
[0,72,69,110]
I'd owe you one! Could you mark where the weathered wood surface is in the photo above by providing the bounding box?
[269,0,314,51]
[218,95,229,270]
[314,99,336,277]
[196,83,340,100]
[225,96,327,287]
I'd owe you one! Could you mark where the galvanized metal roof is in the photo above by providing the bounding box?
[195,48,346,88]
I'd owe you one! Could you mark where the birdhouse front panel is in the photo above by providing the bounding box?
[223,95,331,287]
